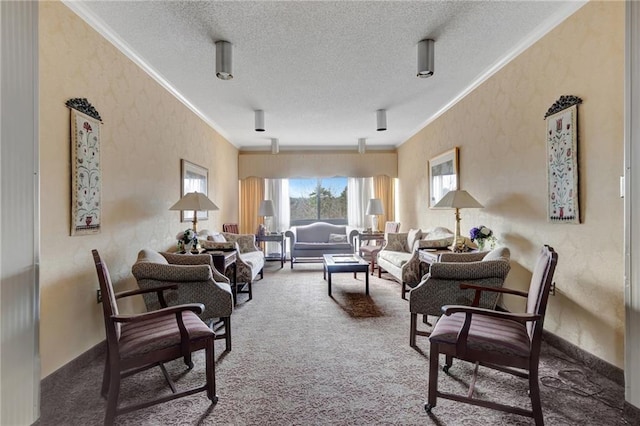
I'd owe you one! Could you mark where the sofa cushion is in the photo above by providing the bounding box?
[328,233,348,243]
[378,250,413,268]
[294,242,352,251]
[296,222,347,243]
[407,229,423,251]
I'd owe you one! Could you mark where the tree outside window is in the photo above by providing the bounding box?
[289,178,347,225]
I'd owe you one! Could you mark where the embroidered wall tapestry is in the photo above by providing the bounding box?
[544,95,582,224]
[66,98,102,235]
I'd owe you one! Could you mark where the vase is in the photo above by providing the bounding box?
[477,240,486,251]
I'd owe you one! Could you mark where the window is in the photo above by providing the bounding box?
[289,178,347,225]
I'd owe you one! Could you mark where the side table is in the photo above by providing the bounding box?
[256,233,286,268]
[417,249,450,278]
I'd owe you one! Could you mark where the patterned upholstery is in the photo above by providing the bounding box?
[132,249,234,350]
[410,247,511,317]
[377,228,454,298]
[220,232,265,285]
[359,222,401,273]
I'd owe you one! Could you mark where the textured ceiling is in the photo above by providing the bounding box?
[65,1,585,152]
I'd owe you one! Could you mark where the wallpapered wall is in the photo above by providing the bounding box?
[398,1,624,367]
[39,2,239,377]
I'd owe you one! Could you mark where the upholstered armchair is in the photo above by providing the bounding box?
[220,232,265,284]
[408,247,511,347]
[131,249,234,351]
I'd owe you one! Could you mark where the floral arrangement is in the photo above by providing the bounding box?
[469,225,496,249]
[176,228,198,252]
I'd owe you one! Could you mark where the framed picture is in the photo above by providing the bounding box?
[429,147,459,207]
[181,159,209,223]
[545,96,581,223]
[70,108,102,236]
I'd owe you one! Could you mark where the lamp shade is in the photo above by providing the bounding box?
[366,198,385,215]
[432,190,483,209]
[169,191,219,212]
[258,199,275,217]
[215,40,233,80]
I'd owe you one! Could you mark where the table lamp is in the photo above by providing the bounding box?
[365,198,384,232]
[258,199,276,233]
[169,191,219,233]
[432,190,483,248]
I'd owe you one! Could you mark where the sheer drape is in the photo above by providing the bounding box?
[239,177,264,234]
[373,175,395,226]
[347,177,373,229]
[265,179,290,255]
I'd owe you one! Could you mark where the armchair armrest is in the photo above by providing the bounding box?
[430,260,510,280]
[441,304,541,324]
[439,252,486,263]
[112,303,205,323]
[459,283,529,298]
[161,252,211,265]
[115,284,178,299]
[132,262,213,282]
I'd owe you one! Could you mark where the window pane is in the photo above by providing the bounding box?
[289,177,347,225]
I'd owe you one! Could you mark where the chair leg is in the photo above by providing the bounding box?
[444,355,453,373]
[223,317,232,352]
[425,342,439,412]
[205,337,218,404]
[104,365,120,425]
[529,365,544,425]
[248,280,253,301]
[101,353,110,398]
[410,313,417,347]
[260,268,264,279]
[401,282,407,300]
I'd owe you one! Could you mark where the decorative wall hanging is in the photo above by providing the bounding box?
[429,147,459,208]
[181,159,209,223]
[544,95,582,223]
[66,98,102,236]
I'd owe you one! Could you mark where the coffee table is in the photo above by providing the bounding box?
[323,254,370,296]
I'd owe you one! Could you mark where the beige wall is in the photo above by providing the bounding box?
[39,2,239,377]
[398,1,624,367]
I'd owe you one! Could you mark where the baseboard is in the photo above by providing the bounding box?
[40,341,106,396]
[624,401,640,425]
[542,330,624,386]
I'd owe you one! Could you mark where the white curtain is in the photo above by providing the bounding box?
[265,179,290,254]
[347,177,373,230]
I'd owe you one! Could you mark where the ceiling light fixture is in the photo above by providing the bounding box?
[255,110,265,132]
[358,138,366,154]
[377,109,387,131]
[215,40,233,80]
[271,138,279,154]
[417,39,435,78]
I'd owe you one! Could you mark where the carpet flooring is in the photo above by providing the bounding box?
[38,262,629,425]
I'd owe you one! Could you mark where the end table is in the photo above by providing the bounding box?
[256,233,286,268]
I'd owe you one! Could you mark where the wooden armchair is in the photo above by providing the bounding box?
[92,250,217,425]
[425,245,558,425]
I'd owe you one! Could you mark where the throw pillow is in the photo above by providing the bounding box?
[207,233,226,242]
[328,233,347,243]
[407,228,423,251]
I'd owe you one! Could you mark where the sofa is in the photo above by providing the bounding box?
[199,230,265,287]
[285,222,359,268]
[377,227,455,299]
